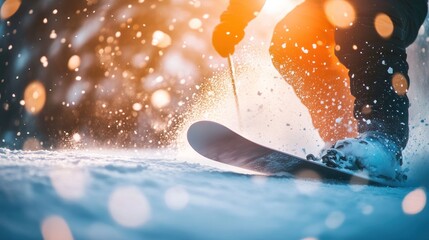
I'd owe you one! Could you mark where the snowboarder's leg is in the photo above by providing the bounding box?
[269,0,357,144]
[334,0,428,149]
[317,0,427,180]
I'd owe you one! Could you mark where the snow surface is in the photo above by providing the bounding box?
[0,148,428,240]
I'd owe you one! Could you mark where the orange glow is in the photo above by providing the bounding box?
[270,0,357,143]
[391,73,408,96]
[374,13,394,38]
[324,0,355,28]
[151,89,171,109]
[24,81,47,114]
[0,0,21,20]
[68,55,81,70]
[151,30,172,48]
[402,188,427,215]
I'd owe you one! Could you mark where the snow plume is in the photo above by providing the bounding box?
[403,17,429,188]
[176,0,322,157]
[179,47,323,157]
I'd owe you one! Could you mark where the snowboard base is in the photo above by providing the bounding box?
[187,121,402,187]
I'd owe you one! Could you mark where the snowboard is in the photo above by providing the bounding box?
[187,121,402,187]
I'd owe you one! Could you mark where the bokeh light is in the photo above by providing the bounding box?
[132,103,143,111]
[361,105,372,115]
[188,18,202,30]
[391,73,408,96]
[151,89,171,109]
[0,0,21,20]
[23,81,47,114]
[72,133,82,142]
[251,175,267,186]
[40,56,49,67]
[49,168,89,200]
[164,186,189,210]
[41,215,74,240]
[68,55,81,71]
[152,30,172,48]
[325,211,346,229]
[294,170,321,195]
[360,203,374,215]
[402,188,427,215]
[23,138,42,150]
[324,0,355,28]
[108,186,151,228]
[349,171,369,192]
[374,13,394,38]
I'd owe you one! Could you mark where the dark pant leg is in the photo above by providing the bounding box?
[334,0,428,149]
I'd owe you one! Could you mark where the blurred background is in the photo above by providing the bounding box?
[0,0,428,151]
[0,0,230,149]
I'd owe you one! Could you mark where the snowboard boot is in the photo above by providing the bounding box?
[307,132,406,181]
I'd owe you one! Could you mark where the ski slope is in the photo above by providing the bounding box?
[0,148,427,240]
